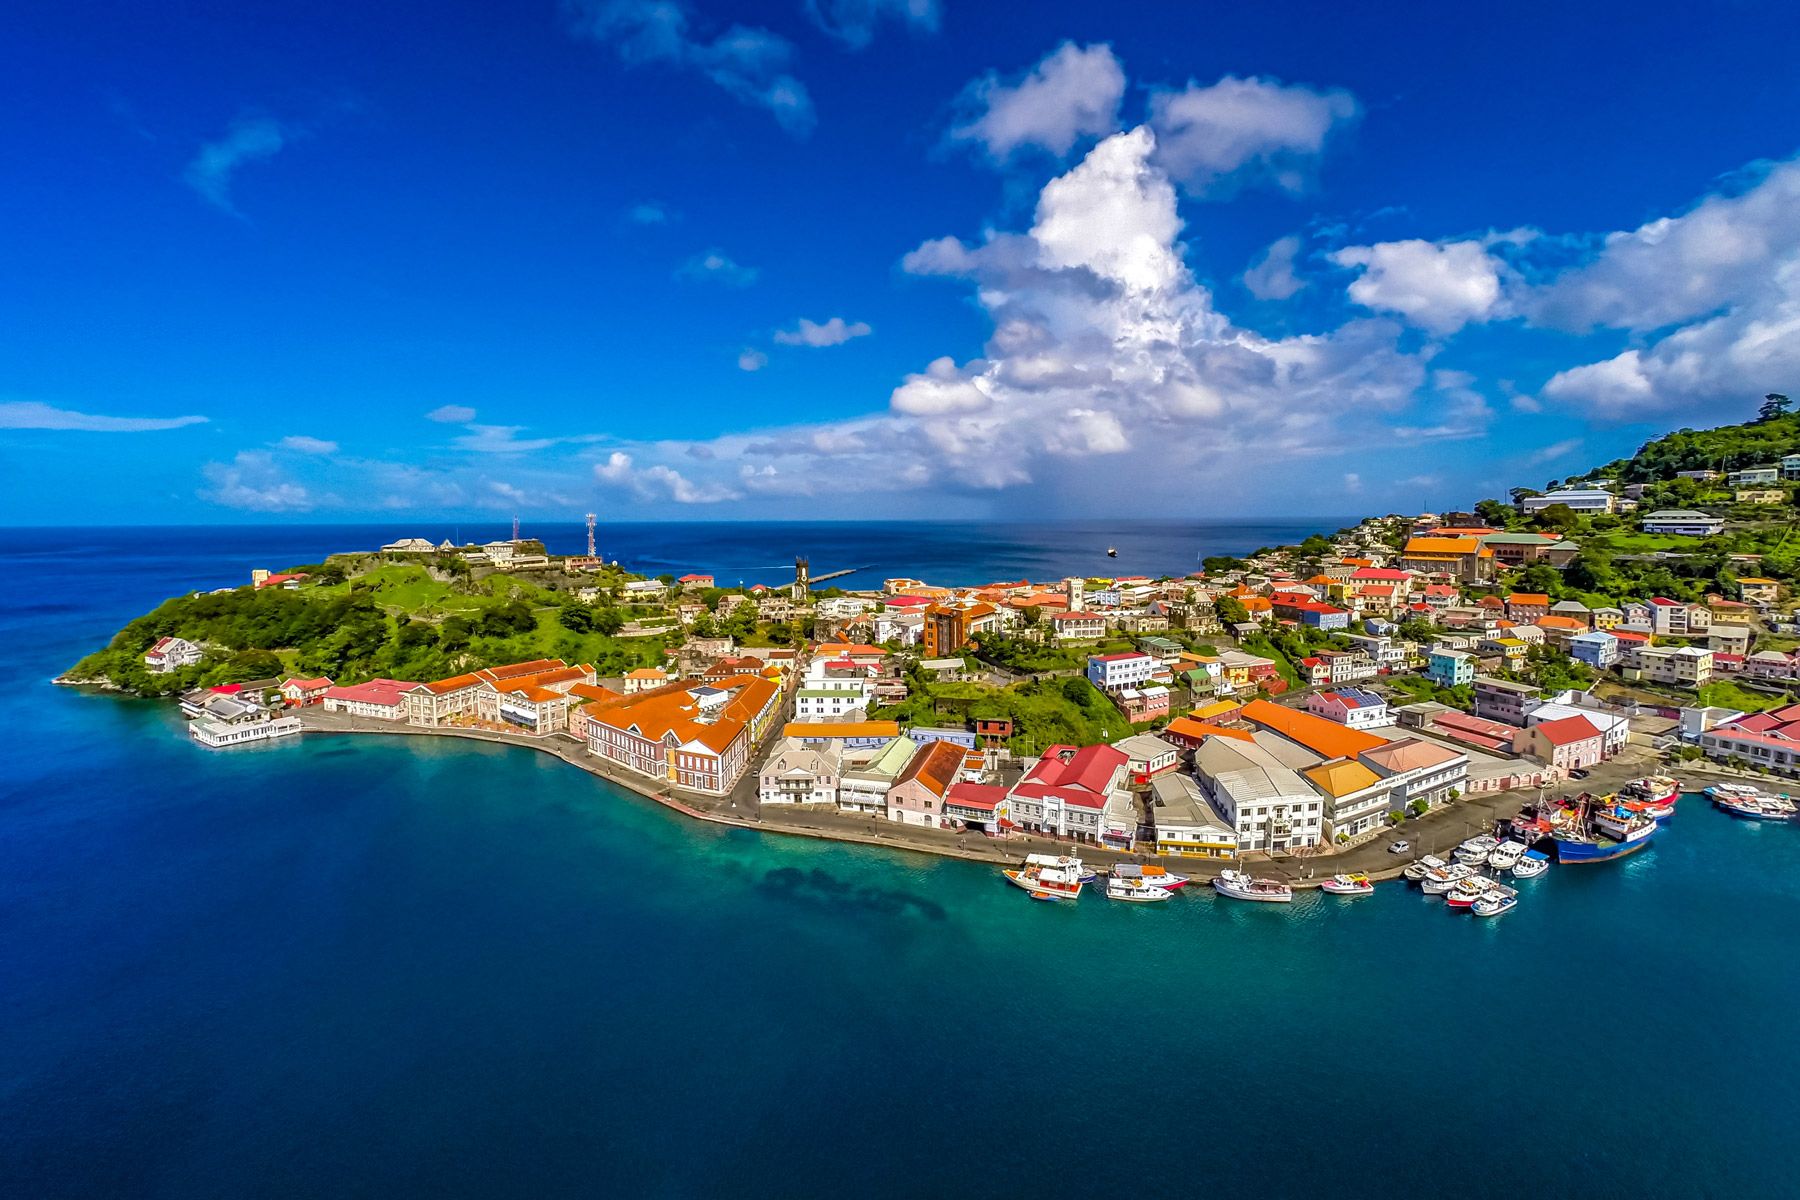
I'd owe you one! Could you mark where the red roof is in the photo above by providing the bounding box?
[323,678,418,706]
[1534,714,1603,747]
[1023,743,1127,796]
[945,782,1009,812]
[1351,568,1410,581]
[1650,596,1683,606]
[1091,652,1150,663]
[282,676,332,690]
[1053,610,1104,622]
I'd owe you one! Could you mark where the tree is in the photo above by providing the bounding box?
[1759,393,1791,422]
[1530,503,1581,533]
[1473,498,1512,527]
[1508,487,1541,507]
[556,604,594,634]
[1214,596,1250,626]
[1512,563,1563,597]
[1201,555,1246,575]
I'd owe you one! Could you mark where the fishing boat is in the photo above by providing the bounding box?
[1320,872,1374,896]
[1473,884,1518,918]
[1105,876,1174,903]
[1454,835,1497,864]
[1112,864,1190,890]
[1002,854,1087,901]
[1106,546,1118,557]
[1487,840,1527,871]
[1444,878,1489,909]
[1712,791,1798,820]
[1402,854,1447,883]
[1553,800,1658,863]
[1212,869,1293,903]
[1620,775,1681,821]
[1511,849,1550,878]
[1420,862,1477,894]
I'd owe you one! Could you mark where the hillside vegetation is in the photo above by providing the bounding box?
[66,564,675,696]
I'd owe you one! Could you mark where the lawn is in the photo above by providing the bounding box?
[1696,679,1798,713]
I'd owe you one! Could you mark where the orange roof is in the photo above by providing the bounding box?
[895,740,964,797]
[588,675,779,754]
[1507,593,1550,606]
[1339,557,1374,567]
[1425,526,1500,536]
[815,643,887,657]
[781,720,901,738]
[1535,615,1587,631]
[626,667,668,680]
[1240,698,1387,760]
[1303,758,1382,798]
[567,682,623,704]
[1240,596,1273,613]
[1403,536,1481,556]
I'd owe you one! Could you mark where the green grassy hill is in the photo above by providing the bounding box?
[64,564,678,697]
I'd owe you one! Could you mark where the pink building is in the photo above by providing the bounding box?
[279,676,333,706]
[1512,714,1605,770]
[885,740,967,828]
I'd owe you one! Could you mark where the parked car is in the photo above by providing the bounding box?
[1570,768,1590,780]
[1388,839,1410,854]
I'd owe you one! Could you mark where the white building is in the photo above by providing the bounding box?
[1626,644,1714,688]
[1647,597,1711,637]
[1086,651,1157,691]
[1526,701,1630,757]
[794,657,876,721]
[758,739,842,806]
[1520,488,1617,514]
[1640,510,1725,536]
[145,636,203,673]
[189,714,303,748]
[1304,687,1393,730]
[1193,737,1323,852]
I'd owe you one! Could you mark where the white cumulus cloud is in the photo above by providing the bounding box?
[184,115,293,214]
[201,451,315,512]
[1243,234,1307,300]
[1146,75,1357,195]
[276,435,338,454]
[738,347,768,371]
[1333,238,1509,335]
[949,42,1126,162]
[426,404,477,423]
[678,249,758,286]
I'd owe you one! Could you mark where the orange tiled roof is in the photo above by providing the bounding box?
[1240,698,1387,760]
[1403,536,1481,556]
[1535,615,1587,631]
[1507,593,1550,606]
[895,739,965,797]
[588,674,779,754]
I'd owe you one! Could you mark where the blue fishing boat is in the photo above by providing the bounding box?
[1552,799,1659,863]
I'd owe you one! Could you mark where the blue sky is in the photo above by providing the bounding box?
[5,0,1800,525]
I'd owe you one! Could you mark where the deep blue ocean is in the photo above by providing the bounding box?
[5,523,1800,1198]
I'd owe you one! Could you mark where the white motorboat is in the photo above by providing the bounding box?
[1454,835,1497,864]
[1444,877,1489,909]
[1487,840,1527,870]
[1002,854,1086,901]
[1403,854,1447,883]
[1473,884,1518,918]
[1111,864,1190,890]
[1420,863,1477,894]
[1320,872,1375,896]
[1212,869,1293,903]
[1105,877,1174,903]
[1511,850,1550,878]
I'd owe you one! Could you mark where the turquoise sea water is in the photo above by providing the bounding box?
[7,525,1800,1196]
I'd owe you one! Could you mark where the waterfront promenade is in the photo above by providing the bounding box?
[289,707,1675,885]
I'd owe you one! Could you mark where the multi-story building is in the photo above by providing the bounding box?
[1305,687,1392,730]
[1520,488,1617,514]
[1048,610,1107,642]
[758,738,842,806]
[922,599,1001,657]
[320,678,417,721]
[793,659,875,721]
[1568,631,1620,669]
[1647,597,1712,637]
[1193,737,1323,852]
[1624,645,1714,688]
[885,739,968,827]
[404,659,570,726]
[1006,743,1130,843]
[1513,714,1606,770]
[836,735,918,813]
[1473,676,1540,725]
[1427,648,1475,688]
[584,674,781,795]
[1640,510,1725,536]
[145,636,204,673]
[1144,773,1237,858]
[1700,704,1800,771]
[1086,651,1157,691]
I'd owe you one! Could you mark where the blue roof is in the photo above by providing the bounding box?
[1336,687,1384,708]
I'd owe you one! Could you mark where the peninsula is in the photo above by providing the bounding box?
[61,402,1800,877]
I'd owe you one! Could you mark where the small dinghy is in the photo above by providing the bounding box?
[1320,872,1375,896]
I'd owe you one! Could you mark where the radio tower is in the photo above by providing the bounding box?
[511,515,520,542]
[585,513,597,558]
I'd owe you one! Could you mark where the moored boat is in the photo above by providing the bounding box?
[1420,862,1477,894]
[1487,840,1527,871]
[1002,854,1087,901]
[1473,884,1518,918]
[1444,877,1489,909]
[1712,791,1797,820]
[1320,872,1374,896]
[1212,869,1293,903]
[1511,849,1550,878]
[1403,854,1447,883]
[1553,806,1658,863]
[1112,863,1190,890]
[1454,835,1497,864]
[1104,876,1174,903]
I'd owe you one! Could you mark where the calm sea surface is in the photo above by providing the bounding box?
[4,523,1799,1198]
